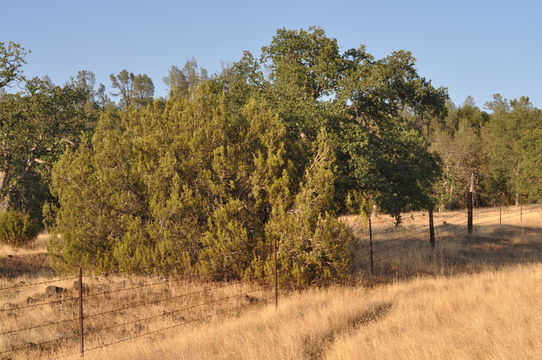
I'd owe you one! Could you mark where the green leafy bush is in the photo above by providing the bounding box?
[0,210,39,247]
[50,86,356,285]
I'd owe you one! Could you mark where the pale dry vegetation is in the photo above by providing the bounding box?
[1,206,541,359]
[80,263,542,360]
[348,205,542,282]
[0,272,272,360]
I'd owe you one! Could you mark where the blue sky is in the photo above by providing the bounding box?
[2,0,541,108]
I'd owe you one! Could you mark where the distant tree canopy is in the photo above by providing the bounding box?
[110,70,155,108]
[431,94,542,209]
[2,28,541,284]
[0,41,29,89]
[0,77,97,223]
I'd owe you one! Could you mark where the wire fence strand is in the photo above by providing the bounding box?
[0,276,78,292]
[51,296,275,360]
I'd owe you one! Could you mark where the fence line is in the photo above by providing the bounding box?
[0,274,206,313]
[0,273,273,337]
[0,270,276,358]
[84,275,271,321]
[357,204,539,273]
[1,204,538,358]
[83,284,272,339]
[83,274,203,300]
[52,296,274,360]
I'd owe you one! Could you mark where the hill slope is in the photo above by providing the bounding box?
[84,263,542,360]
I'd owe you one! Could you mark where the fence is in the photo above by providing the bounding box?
[357,204,540,275]
[0,271,276,359]
[0,204,540,359]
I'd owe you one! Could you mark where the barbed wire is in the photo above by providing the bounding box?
[360,209,470,238]
[0,281,273,355]
[475,207,539,225]
[2,205,538,357]
[84,274,273,321]
[0,273,273,337]
[358,226,429,253]
[0,276,78,292]
[0,294,79,313]
[84,284,271,339]
[0,314,78,336]
[51,295,275,360]
[357,205,541,269]
[0,275,204,314]
[83,273,207,300]
[0,328,81,355]
[436,221,466,236]
[360,205,537,239]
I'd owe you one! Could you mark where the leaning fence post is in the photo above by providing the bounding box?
[368,217,374,275]
[79,267,84,359]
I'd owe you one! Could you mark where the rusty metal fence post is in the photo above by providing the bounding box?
[79,267,84,359]
[273,237,278,309]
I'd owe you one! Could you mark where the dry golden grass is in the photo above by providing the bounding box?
[0,205,540,359]
[77,263,542,360]
[0,271,272,359]
[347,205,542,283]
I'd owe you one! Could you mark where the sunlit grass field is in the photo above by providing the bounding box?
[1,206,541,359]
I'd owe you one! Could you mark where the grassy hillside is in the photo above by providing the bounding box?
[94,263,542,360]
[0,206,540,359]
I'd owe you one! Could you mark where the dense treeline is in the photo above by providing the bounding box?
[0,28,540,285]
[431,95,542,209]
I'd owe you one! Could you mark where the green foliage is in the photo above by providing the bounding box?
[48,26,455,283]
[7,27,542,287]
[51,81,357,285]
[0,77,96,224]
[51,87,289,276]
[198,199,253,280]
[266,130,355,286]
[163,59,209,98]
[0,42,29,88]
[0,210,39,247]
[516,129,542,202]
[234,27,447,217]
[430,95,542,209]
